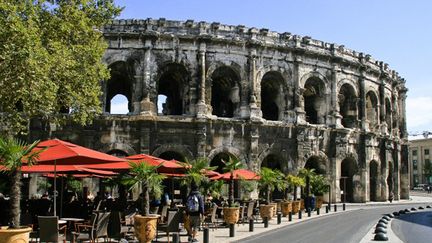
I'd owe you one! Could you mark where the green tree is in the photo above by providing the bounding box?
[285,174,305,200]
[258,167,285,203]
[127,162,166,216]
[0,0,122,135]
[222,156,243,207]
[299,168,316,197]
[0,137,41,227]
[182,157,217,188]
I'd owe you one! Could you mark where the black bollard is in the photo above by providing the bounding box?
[277,212,282,224]
[343,203,346,211]
[334,204,337,212]
[229,224,235,237]
[249,219,254,232]
[203,228,209,243]
[173,233,180,243]
[317,208,320,215]
[326,206,329,213]
[298,210,302,219]
[308,209,311,217]
[288,211,292,221]
[264,217,269,228]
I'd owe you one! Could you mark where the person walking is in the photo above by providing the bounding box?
[186,183,204,242]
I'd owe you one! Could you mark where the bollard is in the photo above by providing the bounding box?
[326,206,329,214]
[229,224,235,237]
[343,203,346,211]
[277,212,282,224]
[308,209,311,217]
[298,210,302,219]
[173,232,180,243]
[317,208,320,215]
[289,211,292,221]
[334,204,337,212]
[264,217,269,228]
[203,228,209,243]
[249,219,254,232]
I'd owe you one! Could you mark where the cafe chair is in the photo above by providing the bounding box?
[37,216,67,243]
[73,212,111,243]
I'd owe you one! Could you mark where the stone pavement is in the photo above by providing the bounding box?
[154,194,432,243]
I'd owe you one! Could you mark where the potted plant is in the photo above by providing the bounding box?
[299,168,316,212]
[221,156,242,225]
[310,174,329,209]
[127,162,166,243]
[281,174,304,216]
[258,167,281,220]
[0,137,41,243]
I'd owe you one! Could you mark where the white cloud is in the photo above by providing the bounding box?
[406,96,432,132]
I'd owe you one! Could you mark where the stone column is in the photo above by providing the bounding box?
[249,49,261,121]
[196,124,207,158]
[393,142,401,200]
[293,56,306,124]
[140,39,156,115]
[132,58,144,114]
[196,42,208,118]
[331,65,343,128]
[379,83,388,134]
[400,143,410,199]
[359,72,368,131]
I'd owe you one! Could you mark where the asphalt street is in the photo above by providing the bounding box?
[392,208,432,243]
[237,204,426,243]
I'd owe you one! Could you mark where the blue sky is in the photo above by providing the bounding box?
[112,0,432,135]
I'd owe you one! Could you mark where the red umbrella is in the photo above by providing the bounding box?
[17,164,117,175]
[219,169,260,180]
[22,138,125,216]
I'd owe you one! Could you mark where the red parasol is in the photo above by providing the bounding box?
[219,169,260,180]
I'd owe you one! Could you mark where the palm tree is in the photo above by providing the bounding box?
[286,174,305,200]
[222,156,243,207]
[0,137,41,227]
[258,167,285,203]
[127,162,166,216]
[182,157,217,189]
[299,168,316,197]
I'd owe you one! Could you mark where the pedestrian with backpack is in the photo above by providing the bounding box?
[186,182,204,242]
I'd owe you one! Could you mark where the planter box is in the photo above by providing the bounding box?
[281,201,292,216]
[0,226,31,243]
[259,205,274,220]
[223,207,240,224]
[134,214,159,243]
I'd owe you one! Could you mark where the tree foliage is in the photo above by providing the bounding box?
[0,0,122,135]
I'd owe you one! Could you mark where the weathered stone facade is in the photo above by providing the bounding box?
[30,18,409,202]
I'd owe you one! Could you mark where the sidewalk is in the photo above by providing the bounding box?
[155,194,432,243]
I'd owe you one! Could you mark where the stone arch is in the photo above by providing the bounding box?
[260,71,287,121]
[340,157,359,203]
[301,74,328,124]
[207,146,246,171]
[304,155,327,175]
[107,149,129,157]
[151,144,194,162]
[338,82,359,128]
[369,160,379,201]
[207,65,242,118]
[101,142,136,156]
[365,90,379,130]
[105,61,134,113]
[155,62,191,115]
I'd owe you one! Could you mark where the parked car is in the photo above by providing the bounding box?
[413,184,428,190]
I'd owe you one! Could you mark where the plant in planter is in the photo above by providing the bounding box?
[127,162,166,243]
[0,137,41,243]
[221,156,243,224]
[310,174,329,209]
[258,167,284,219]
[282,174,305,216]
[299,168,319,211]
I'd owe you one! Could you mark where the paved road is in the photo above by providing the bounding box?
[237,204,424,243]
[392,208,432,243]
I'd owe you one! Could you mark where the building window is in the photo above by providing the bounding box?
[413,150,417,156]
[413,160,417,170]
[425,149,429,155]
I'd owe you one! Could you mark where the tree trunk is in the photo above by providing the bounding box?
[293,186,298,201]
[10,170,22,227]
[266,187,271,204]
[142,183,150,216]
[306,176,310,197]
[228,174,234,207]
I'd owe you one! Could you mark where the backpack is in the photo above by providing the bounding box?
[186,194,200,213]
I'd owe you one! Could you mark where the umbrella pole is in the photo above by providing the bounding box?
[54,159,57,216]
[60,176,64,218]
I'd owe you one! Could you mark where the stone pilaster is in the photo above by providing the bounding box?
[331,64,343,128]
[248,49,262,121]
[140,40,156,116]
[196,42,208,118]
[293,56,306,124]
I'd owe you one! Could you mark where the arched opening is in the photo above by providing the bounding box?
[340,158,358,203]
[261,154,284,199]
[338,83,358,128]
[106,61,133,114]
[304,156,326,175]
[387,161,394,199]
[365,91,379,130]
[158,151,186,162]
[210,153,233,173]
[385,98,392,131]
[261,72,284,121]
[211,66,240,118]
[107,149,129,158]
[110,94,129,114]
[157,63,189,116]
[304,77,325,124]
[369,160,379,201]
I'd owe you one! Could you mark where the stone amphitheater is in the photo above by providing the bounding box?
[30,18,409,202]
